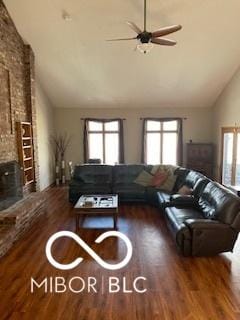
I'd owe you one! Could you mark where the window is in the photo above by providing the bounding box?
[143,119,182,165]
[84,119,124,165]
[221,127,240,186]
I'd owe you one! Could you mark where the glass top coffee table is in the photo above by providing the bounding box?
[74,195,118,230]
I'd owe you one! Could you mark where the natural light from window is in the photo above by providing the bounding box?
[222,128,240,186]
[88,120,119,165]
[236,133,240,186]
[145,120,178,165]
[222,132,234,185]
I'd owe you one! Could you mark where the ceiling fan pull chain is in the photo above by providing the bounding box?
[144,0,147,31]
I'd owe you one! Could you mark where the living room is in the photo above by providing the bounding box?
[1,0,240,319]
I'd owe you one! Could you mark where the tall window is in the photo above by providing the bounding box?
[84,119,124,165]
[143,119,182,165]
[222,127,240,186]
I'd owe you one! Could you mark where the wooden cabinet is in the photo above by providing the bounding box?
[17,122,35,186]
[186,143,214,179]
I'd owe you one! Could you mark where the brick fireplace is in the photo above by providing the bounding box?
[0,161,23,211]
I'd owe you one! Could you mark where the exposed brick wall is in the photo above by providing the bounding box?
[24,45,40,191]
[0,0,39,191]
[0,192,46,258]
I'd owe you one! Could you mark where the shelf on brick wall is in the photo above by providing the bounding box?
[25,179,34,186]
[17,122,35,186]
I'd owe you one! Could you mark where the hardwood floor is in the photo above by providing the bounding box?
[1,187,240,319]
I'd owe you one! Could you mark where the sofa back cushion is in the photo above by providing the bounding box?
[173,167,190,192]
[113,165,146,184]
[73,165,113,184]
[184,171,205,188]
[192,178,210,198]
[198,182,240,225]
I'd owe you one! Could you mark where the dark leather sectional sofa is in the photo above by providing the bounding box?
[69,164,240,256]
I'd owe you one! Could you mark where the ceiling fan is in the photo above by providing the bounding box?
[108,0,182,54]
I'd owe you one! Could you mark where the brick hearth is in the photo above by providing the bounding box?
[0,192,46,258]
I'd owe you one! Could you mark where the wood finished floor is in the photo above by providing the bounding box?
[1,187,240,320]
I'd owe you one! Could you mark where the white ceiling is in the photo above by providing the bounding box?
[4,0,240,108]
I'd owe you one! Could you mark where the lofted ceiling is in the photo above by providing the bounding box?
[4,0,240,108]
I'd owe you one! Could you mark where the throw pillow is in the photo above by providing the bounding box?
[134,170,153,187]
[178,185,193,195]
[156,172,177,192]
[151,171,168,187]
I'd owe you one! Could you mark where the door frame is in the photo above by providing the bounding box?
[221,127,240,185]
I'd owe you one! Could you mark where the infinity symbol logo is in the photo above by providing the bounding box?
[46,231,133,270]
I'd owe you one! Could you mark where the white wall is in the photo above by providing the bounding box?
[36,80,55,190]
[54,107,213,168]
[213,66,240,181]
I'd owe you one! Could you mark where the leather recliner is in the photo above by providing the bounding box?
[163,181,240,256]
[69,164,240,256]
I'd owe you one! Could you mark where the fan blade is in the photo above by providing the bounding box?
[152,25,182,38]
[107,37,137,42]
[151,38,177,46]
[126,21,142,34]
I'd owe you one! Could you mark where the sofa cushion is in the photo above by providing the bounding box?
[173,167,190,192]
[73,165,112,184]
[112,183,146,201]
[113,165,145,184]
[68,179,82,189]
[192,178,210,198]
[165,207,203,226]
[144,165,154,173]
[169,195,198,208]
[134,170,153,187]
[177,170,210,199]
[156,168,189,207]
[183,171,205,188]
[157,191,171,208]
[198,182,240,225]
[165,206,204,247]
[178,185,193,195]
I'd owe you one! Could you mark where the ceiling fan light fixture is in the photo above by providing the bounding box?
[137,42,153,54]
[62,10,72,21]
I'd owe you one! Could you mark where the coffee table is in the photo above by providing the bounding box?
[74,194,118,230]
